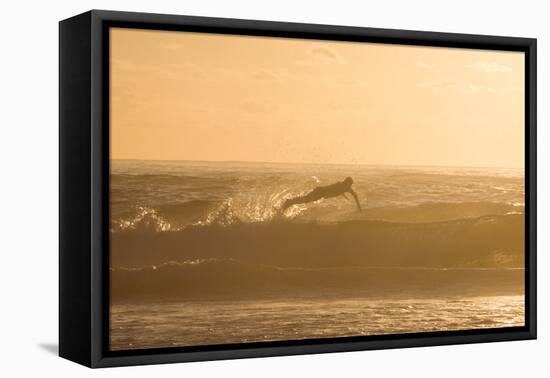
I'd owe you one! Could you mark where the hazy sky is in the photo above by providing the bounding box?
[110,28,525,168]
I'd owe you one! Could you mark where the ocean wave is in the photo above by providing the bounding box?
[112,257,524,273]
[111,189,311,231]
[110,257,525,301]
[111,213,525,270]
[362,201,523,224]
[111,199,524,233]
[113,206,177,232]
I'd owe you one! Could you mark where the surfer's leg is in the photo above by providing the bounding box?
[282,196,303,210]
[282,189,322,210]
[302,188,323,203]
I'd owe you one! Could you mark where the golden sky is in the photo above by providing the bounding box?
[110,28,525,168]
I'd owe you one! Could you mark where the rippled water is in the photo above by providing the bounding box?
[110,160,524,231]
[110,295,524,350]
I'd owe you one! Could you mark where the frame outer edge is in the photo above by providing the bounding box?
[528,38,537,339]
[59,11,93,367]
[77,9,537,368]
[90,9,107,368]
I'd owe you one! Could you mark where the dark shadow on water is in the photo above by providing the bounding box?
[38,343,58,355]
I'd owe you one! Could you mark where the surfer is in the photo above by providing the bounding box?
[281,177,362,212]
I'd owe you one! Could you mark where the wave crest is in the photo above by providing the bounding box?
[113,189,314,232]
[112,206,179,232]
[111,257,525,301]
[112,199,524,234]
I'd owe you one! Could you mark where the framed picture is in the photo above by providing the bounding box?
[59,10,537,368]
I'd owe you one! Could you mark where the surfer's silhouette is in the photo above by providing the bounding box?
[281,177,362,212]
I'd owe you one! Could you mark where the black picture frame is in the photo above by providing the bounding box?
[59,9,537,368]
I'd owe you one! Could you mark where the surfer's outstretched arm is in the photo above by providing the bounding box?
[349,189,362,212]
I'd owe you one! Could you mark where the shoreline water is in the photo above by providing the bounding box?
[110,295,525,351]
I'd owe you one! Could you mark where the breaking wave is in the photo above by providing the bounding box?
[111,198,524,233]
[111,257,525,301]
[111,189,314,232]
[111,213,524,270]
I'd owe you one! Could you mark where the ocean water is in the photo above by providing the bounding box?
[111,160,524,231]
[109,160,525,350]
[110,296,524,350]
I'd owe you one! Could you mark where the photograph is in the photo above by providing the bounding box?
[108,27,525,351]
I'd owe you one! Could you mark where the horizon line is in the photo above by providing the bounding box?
[110,158,524,171]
